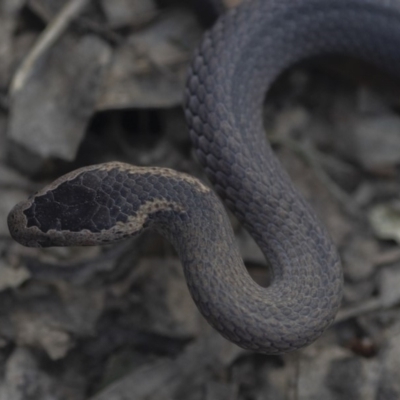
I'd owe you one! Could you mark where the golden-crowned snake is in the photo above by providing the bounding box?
[8,0,400,354]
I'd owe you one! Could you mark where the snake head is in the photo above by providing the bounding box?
[8,162,193,247]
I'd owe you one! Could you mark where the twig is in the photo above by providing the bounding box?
[335,298,384,323]
[10,0,91,95]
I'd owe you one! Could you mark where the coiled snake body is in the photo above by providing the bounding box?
[8,0,400,354]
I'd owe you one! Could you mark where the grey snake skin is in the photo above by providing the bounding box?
[8,0,400,354]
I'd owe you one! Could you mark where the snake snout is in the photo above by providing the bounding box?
[7,202,45,247]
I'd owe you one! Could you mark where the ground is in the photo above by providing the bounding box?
[0,0,400,399]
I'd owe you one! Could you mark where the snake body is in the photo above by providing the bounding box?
[7,0,400,354]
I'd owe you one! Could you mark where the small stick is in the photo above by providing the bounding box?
[10,0,91,95]
[335,298,384,323]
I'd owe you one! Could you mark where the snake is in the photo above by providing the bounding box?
[7,0,400,354]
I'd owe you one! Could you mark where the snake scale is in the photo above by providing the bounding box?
[8,0,400,354]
